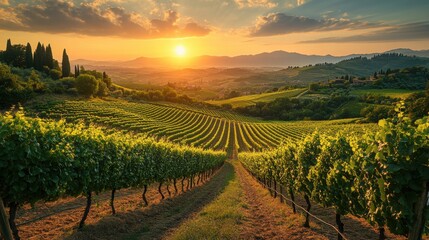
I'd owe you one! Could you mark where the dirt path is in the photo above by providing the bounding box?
[235,161,409,240]
[66,163,233,240]
[235,161,328,240]
[10,165,226,239]
[9,159,418,240]
[294,89,309,99]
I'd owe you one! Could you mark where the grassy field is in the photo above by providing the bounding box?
[350,88,421,99]
[207,88,307,108]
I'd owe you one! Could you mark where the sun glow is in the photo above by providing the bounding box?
[174,45,186,57]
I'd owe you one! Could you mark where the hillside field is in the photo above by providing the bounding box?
[29,97,373,153]
[350,88,422,99]
[206,88,307,108]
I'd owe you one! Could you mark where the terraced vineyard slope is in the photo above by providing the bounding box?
[32,98,374,152]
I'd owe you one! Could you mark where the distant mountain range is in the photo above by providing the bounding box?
[72,48,429,69]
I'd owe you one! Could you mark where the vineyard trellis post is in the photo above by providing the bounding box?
[408,182,429,240]
[0,198,13,240]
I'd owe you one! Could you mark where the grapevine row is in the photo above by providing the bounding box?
[239,110,429,239]
[33,99,373,152]
[0,110,226,239]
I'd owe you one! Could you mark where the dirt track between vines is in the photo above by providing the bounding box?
[14,165,226,240]
[10,160,417,239]
[236,161,408,240]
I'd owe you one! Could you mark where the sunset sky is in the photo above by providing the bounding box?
[0,0,428,61]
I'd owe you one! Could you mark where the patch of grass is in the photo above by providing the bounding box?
[337,101,370,116]
[207,88,307,108]
[167,161,244,240]
[351,88,422,99]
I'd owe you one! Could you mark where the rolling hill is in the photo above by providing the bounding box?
[72,48,429,69]
[207,88,307,108]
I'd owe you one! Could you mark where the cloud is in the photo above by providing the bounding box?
[249,13,379,37]
[296,0,305,6]
[300,22,429,43]
[0,0,210,38]
[234,0,277,9]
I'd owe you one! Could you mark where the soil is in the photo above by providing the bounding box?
[12,168,223,240]
[235,161,407,240]
[6,160,424,240]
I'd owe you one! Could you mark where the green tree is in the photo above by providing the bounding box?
[74,65,80,77]
[4,39,12,64]
[53,60,60,71]
[75,74,98,97]
[2,39,25,67]
[62,49,71,77]
[49,69,62,80]
[309,83,320,91]
[25,43,33,68]
[41,44,46,68]
[34,42,43,71]
[102,71,111,88]
[97,80,108,97]
[226,90,240,99]
[6,39,11,51]
[45,44,54,69]
[7,44,26,68]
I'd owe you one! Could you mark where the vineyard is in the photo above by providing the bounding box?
[31,98,374,152]
[239,106,429,239]
[1,99,427,239]
[0,110,226,239]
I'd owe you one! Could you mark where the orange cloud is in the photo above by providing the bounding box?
[0,0,210,39]
[234,0,277,9]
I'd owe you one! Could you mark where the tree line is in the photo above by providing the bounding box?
[0,39,71,79]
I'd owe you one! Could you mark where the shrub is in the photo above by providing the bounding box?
[75,74,98,97]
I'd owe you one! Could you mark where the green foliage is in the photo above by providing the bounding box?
[97,80,108,97]
[45,44,54,69]
[239,108,429,236]
[102,71,112,88]
[360,105,393,122]
[25,43,33,68]
[49,69,62,80]
[58,77,76,89]
[208,88,306,108]
[0,110,226,206]
[31,98,370,153]
[61,49,71,77]
[0,63,35,107]
[33,42,45,71]
[236,93,357,120]
[1,41,26,68]
[405,81,429,120]
[80,67,103,79]
[372,67,429,90]
[309,83,320,91]
[75,74,99,97]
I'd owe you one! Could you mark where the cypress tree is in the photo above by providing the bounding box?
[25,43,33,68]
[34,42,43,71]
[41,44,46,67]
[5,39,12,64]
[62,49,71,77]
[6,39,12,51]
[45,44,54,69]
[74,65,80,77]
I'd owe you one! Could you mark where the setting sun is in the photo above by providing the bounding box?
[174,45,186,57]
